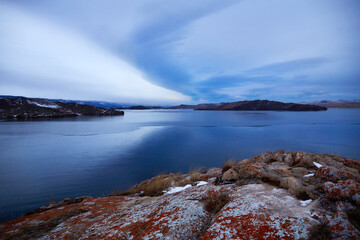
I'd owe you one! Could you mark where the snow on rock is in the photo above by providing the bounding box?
[304,173,314,177]
[196,181,208,186]
[164,184,192,194]
[300,199,312,207]
[27,100,59,108]
[313,162,323,168]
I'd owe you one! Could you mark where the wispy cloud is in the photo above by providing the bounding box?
[0,2,190,104]
[246,58,330,79]
[170,0,360,101]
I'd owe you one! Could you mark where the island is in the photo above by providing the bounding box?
[1,151,359,239]
[0,97,124,119]
[196,100,327,111]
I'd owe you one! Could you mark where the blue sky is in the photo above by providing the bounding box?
[0,0,359,104]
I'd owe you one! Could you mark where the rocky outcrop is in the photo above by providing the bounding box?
[1,152,359,239]
[0,97,124,119]
[197,100,327,111]
[221,168,239,181]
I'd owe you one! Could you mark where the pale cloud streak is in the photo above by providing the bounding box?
[173,0,357,79]
[0,2,191,104]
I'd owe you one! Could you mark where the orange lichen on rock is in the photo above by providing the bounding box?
[199,184,315,240]
[326,202,360,239]
[1,151,359,239]
[316,166,360,182]
[324,179,360,204]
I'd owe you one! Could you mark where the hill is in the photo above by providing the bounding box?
[0,97,124,119]
[197,100,327,111]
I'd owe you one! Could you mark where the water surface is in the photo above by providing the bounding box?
[0,109,359,221]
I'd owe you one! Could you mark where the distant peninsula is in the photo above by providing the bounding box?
[117,100,327,111]
[0,97,124,119]
[195,100,327,111]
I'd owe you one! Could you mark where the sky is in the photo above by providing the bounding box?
[0,0,359,104]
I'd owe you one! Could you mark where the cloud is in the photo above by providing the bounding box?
[214,79,359,102]
[170,0,360,101]
[246,58,330,79]
[0,2,191,104]
[215,83,271,100]
[0,0,359,103]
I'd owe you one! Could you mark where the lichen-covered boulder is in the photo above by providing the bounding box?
[280,177,305,197]
[199,184,317,240]
[316,166,360,182]
[324,179,360,204]
[0,189,211,240]
[326,202,360,239]
[205,168,222,178]
[344,158,360,171]
[284,152,297,166]
[222,168,239,181]
[259,152,274,163]
[291,167,309,178]
[296,153,318,169]
[273,150,285,162]
[278,166,293,177]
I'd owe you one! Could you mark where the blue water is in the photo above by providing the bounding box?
[0,109,359,222]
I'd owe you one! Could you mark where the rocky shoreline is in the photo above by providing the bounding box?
[0,97,124,119]
[0,151,359,239]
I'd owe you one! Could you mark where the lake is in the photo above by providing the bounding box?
[0,108,359,222]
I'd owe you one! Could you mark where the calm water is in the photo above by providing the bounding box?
[0,109,359,222]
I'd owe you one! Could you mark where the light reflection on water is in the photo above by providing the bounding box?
[0,109,359,221]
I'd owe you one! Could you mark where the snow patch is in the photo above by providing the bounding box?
[196,181,208,186]
[304,173,314,178]
[164,184,192,195]
[300,199,312,207]
[313,162,323,168]
[27,100,59,108]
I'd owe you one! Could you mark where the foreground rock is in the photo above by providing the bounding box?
[1,152,359,239]
[197,100,327,111]
[0,97,124,119]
